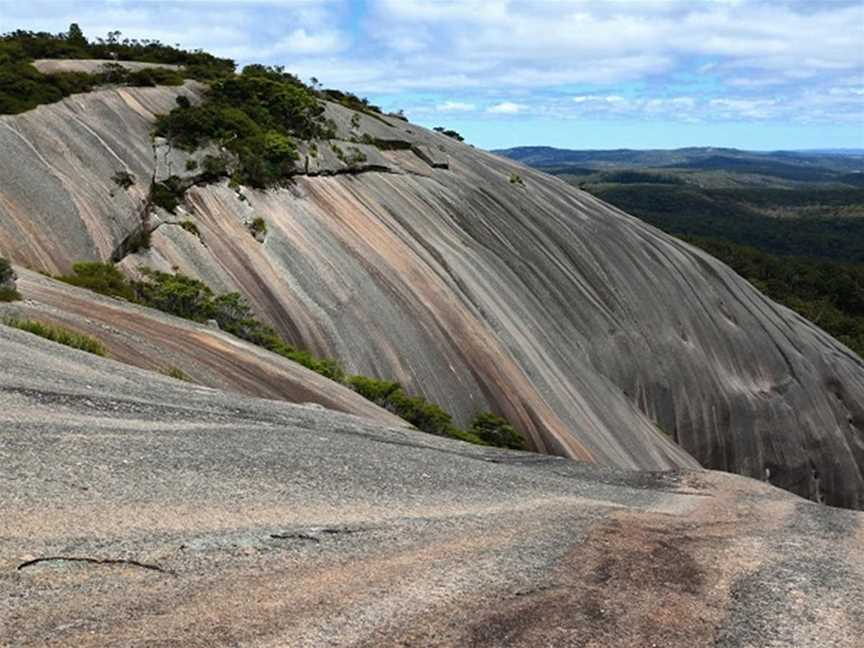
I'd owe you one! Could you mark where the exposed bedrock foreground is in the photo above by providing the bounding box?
[1,326,862,647]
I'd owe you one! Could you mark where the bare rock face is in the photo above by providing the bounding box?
[1,80,863,508]
[32,58,182,74]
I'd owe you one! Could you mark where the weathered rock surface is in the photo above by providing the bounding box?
[0,324,862,647]
[1,77,863,508]
[33,58,181,74]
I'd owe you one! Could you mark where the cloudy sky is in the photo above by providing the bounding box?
[2,0,863,150]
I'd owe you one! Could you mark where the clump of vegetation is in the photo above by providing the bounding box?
[321,88,384,118]
[3,317,106,356]
[111,170,135,190]
[0,257,21,302]
[433,127,464,142]
[123,66,184,87]
[125,227,152,254]
[179,220,200,237]
[331,143,346,163]
[509,173,525,186]
[155,64,333,188]
[92,62,184,87]
[360,134,411,151]
[468,412,528,450]
[58,261,137,301]
[248,217,267,240]
[162,366,191,381]
[347,376,452,437]
[0,285,20,302]
[199,155,229,182]
[150,176,186,213]
[347,147,367,165]
[185,159,198,172]
[347,375,527,448]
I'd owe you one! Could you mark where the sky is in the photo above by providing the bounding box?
[2,0,863,151]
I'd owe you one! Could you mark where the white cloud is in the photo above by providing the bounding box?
[437,101,476,112]
[272,29,346,55]
[1,0,862,127]
[709,98,778,118]
[487,102,526,114]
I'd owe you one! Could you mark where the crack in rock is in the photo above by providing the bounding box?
[17,556,175,576]
[269,527,368,543]
[270,533,321,543]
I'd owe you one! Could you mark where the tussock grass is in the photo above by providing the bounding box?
[2,317,106,356]
[0,287,21,302]
[162,366,191,381]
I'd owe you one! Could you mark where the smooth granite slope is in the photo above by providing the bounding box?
[1,76,863,507]
[0,325,862,647]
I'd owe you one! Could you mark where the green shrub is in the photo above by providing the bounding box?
[509,173,525,186]
[345,375,525,447]
[185,159,198,171]
[347,375,401,403]
[0,256,14,283]
[150,176,186,213]
[3,317,106,356]
[433,127,464,142]
[321,88,385,119]
[385,388,453,436]
[154,65,331,188]
[248,217,267,238]
[446,427,488,445]
[468,412,527,450]
[331,143,346,162]
[347,375,453,438]
[200,154,229,181]
[0,287,21,302]
[58,261,137,301]
[0,257,20,301]
[136,268,214,320]
[179,220,200,237]
[112,170,135,189]
[347,147,367,165]
[126,67,184,87]
[125,226,152,253]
